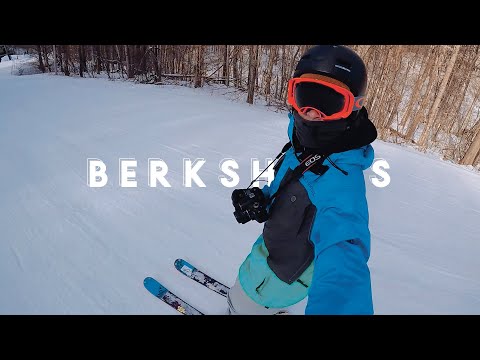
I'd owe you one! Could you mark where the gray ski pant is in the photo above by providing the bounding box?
[226,276,288,315]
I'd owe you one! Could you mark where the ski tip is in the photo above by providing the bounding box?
[174,258,185,268]
[174,258,195,272]
[144,277,168,298]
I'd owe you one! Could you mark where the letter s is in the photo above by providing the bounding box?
[369,159,390,188]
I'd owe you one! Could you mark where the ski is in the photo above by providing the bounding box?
[143,276,203,315]
[174,258,230,297]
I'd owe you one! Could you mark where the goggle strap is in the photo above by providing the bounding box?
[353,96,365,111]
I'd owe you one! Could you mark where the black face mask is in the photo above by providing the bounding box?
[292,107,377,155]
[293,111,349,149]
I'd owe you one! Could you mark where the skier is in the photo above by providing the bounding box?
[228,45,378,315]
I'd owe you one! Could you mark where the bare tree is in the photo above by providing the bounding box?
[404,47,441,141]
[125,45,133,79]
[194,45,204,88]
[418,45,461,148]
[461,124,480,165]
[232,46,240,88]
[95,45,101,75]
[42,46,51,72]
[247,45,259,104]
[79,45,85,77]
[36,45,45,73]
[222,45,229,86]
[399,46,432,132]
[63,45,70,76]
[263,45,277,104]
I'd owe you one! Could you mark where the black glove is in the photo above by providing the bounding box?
[231,187,269,224]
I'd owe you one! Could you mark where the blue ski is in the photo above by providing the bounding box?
[174,259,230,297]
[143,277,203,315]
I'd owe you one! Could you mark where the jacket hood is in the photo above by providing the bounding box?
[328,145,374,170]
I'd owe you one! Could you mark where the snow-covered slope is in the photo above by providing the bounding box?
[1,61,479,314]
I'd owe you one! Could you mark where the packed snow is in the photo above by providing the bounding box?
[0,58,479,314]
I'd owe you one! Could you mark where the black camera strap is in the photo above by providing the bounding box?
[247,140,332,205]
[247,141,293,189]
[267,151,329,204]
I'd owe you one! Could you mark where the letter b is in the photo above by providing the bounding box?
[87,159,108,188]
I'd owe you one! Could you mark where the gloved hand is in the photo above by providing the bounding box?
[231,187,269,224]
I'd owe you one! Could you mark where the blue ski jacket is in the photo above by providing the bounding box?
[238,112,374,314]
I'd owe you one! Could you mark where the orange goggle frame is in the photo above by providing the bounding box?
[287,77,365,121]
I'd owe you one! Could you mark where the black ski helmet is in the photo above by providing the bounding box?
[293,45,367,98]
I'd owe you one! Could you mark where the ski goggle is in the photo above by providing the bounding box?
[287,77,365,121]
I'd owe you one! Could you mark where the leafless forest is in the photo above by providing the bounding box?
[22,45,480,167]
